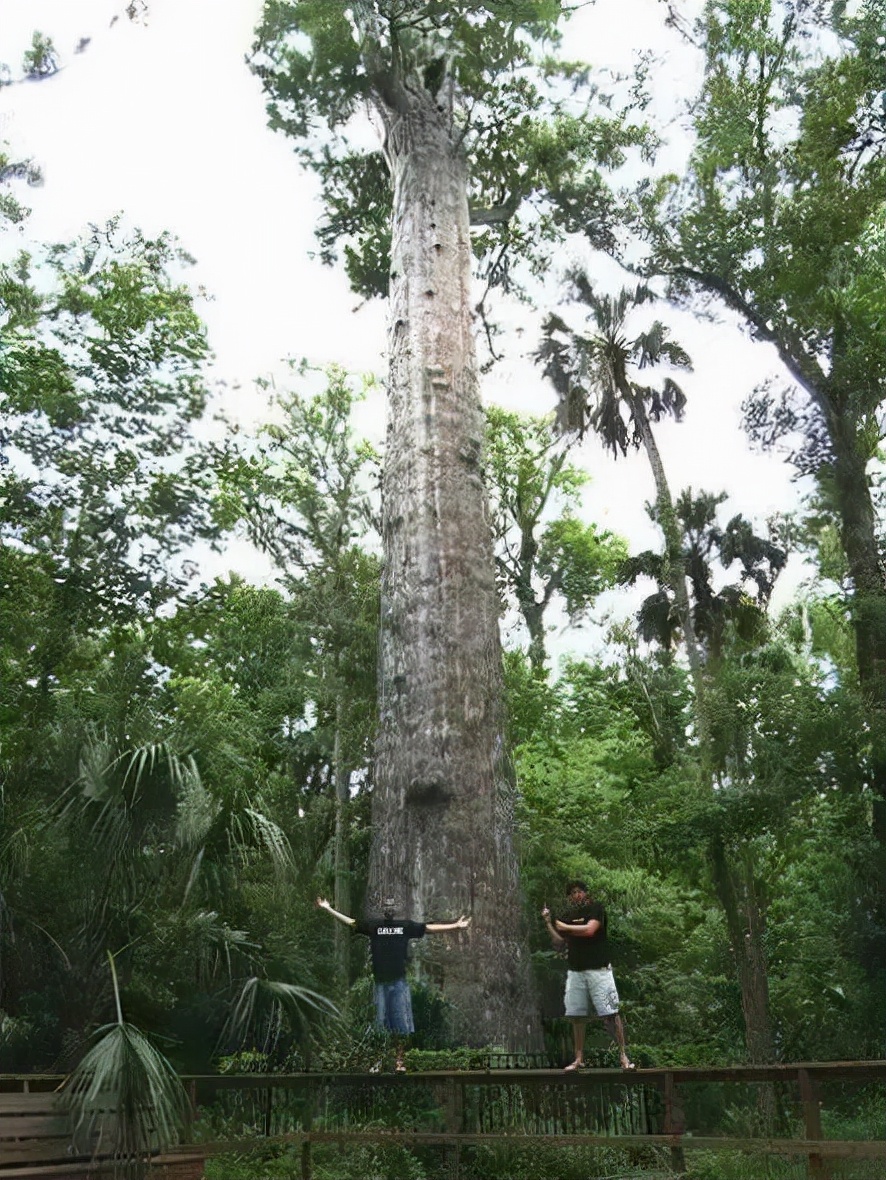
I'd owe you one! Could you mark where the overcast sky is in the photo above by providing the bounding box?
[0,0,813,655]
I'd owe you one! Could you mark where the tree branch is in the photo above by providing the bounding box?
[671,265,835,429]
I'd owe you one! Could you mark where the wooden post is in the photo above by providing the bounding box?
[662,1070,686,1175]
[798,1068,830,1180]
[186,1079,197,1143]
[443,1075,463,1180]
[263,1084,274,1138]
[299,1080,313,1180]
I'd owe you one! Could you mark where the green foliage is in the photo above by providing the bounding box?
[485,406,627,670]
[1,221,216,667]
[62,954,190,1165]
[0,144,41,223]
[1,573,347,1072]
[507,593,884,1061]
[251,1,650,303]
[207,366,380,787]
[631,1,886,808]
[22,31,58,78]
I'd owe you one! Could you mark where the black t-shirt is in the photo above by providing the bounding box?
[556,901,609,970]
[355,919,426,983]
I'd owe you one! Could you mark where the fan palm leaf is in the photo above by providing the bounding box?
[61,953,188,1174]
[220,975,339,1054]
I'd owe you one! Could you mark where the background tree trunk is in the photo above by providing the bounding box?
[710,836,776,1065]
[830,410,886,849]
[332,701,351,984]
[366,89,539,1048]
[629,391,710,745]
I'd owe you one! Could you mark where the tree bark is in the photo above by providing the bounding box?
[332,700,351,983]
[709,836,776,1066]
[366,87,539,1048]
[830,406,886,848]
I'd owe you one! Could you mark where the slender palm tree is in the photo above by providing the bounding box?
[538,279,782,1068]
[537,275,707,717]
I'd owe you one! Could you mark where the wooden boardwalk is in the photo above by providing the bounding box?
[3,1061,885,1179]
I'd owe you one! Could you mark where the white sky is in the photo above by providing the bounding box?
[0,0,814,657]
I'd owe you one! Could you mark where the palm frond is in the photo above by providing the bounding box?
[77,737,116,803]
[181,911,256,986]
[221,975,339,1052]
[175,768,218,850]
[644,377,688,423]
[232,805,295,876]
[61,953,188,1170]
[62,1022,189,1166]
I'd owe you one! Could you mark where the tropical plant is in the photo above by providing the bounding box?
[62,952,190,1170]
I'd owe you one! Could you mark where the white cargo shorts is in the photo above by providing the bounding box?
[564,966,620,1018]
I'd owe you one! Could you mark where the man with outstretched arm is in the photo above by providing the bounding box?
[317,895,470,1071]
[542,879,634,1071]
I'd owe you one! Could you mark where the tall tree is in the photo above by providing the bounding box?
[628,489,786,1065]
[484,406,626,674]
[215,368,380,981]
[538,278,793,1062]
[537,277,707,718]
[630,0,886,849]
[252,0,646,1044]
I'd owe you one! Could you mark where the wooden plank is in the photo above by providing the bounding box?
[202,1130,886,1158]
[0,1152,204,1179]
[662,1070,686,1174]
[798,1067,829,1180]
[0,1163,96,1178]
[0,1099,60,1117]
[0,1117,69,1139]
[5,1061,886,1091]
[0,1135,87,1164]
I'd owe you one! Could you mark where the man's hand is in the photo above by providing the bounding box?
[316,896,330,910]
[455,914,471,929]
[541,905,551,919]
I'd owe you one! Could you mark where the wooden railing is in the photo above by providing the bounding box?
[185,1060,886,1179]
[4,1061,885,1180]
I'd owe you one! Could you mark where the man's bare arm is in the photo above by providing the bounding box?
[541,905,566,949]
[554,918,601,938]
[316,896,356,927]
[426,915,471,933]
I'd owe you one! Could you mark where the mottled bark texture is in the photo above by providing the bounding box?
[830,410,886,850]
[365,88,539,1048]
[710,837,776,1066]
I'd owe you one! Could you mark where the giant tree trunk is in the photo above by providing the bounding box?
[830,409,886,849]
[366,87,539,1048]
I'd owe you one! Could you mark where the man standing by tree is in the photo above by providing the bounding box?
[317,895,470,1070]
[542,881,633,1071]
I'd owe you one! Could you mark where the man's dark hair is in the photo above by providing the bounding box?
[565,880,589,895]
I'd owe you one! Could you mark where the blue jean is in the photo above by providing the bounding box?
[374,977,414,1034]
